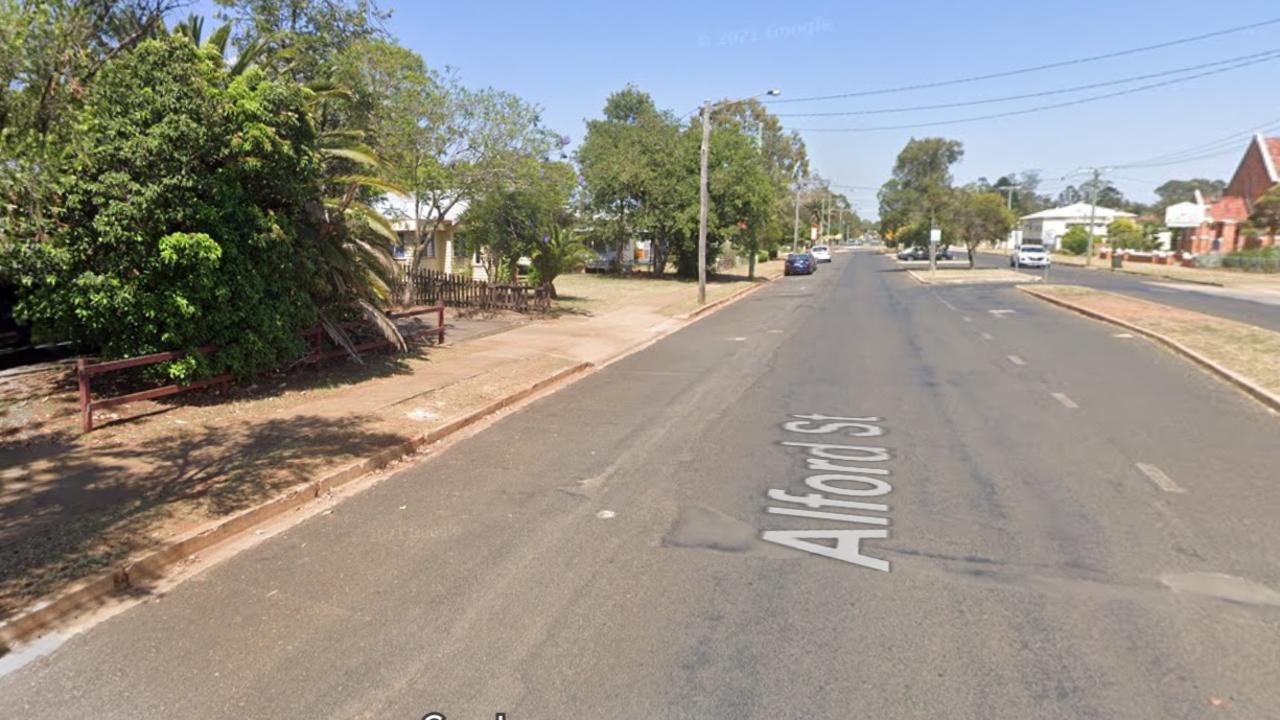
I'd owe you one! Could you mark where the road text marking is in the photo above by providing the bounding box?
[1136,463,1186,494]
[1051,392,1079,409]
[1007,355,1026,366]
[762,415,894,572]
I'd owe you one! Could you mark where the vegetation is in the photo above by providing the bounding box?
[1060,226,1090,256]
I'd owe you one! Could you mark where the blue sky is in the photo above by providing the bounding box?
[187,1,1280,216]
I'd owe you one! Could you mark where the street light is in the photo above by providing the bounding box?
[698,89,781,305]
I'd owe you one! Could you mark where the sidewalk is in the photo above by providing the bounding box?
[0,265,781,626]
[977,247,1280,291]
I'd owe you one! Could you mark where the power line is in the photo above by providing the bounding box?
[1115,115,1280,168]
[787,54,1280,133]
[767,17,1280,105]
[773,50,1280,118]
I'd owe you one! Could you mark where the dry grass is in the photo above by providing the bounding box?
[552,259,785,317]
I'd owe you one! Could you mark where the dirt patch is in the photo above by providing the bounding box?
[552,259,784,317]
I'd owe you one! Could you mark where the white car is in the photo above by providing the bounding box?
[1010,244,1050,268]
[810,245,832,263]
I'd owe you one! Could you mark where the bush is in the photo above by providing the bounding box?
[1060,226,1090,255]
[12,37,320,380]
[1221,247,1280,273]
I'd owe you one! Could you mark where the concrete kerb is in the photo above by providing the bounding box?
[675,269,784,321]
[0,360,591,651]
[1018,285,1280,414]
[1,269,786,652]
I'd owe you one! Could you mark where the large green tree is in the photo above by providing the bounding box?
[12,35,322,379]
[878,137,964,247]
[954,191,1016,267]
[1153,178,1226,215]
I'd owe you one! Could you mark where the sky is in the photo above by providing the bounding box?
[186,1,1280,218]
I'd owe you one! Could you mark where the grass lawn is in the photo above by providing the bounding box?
[551,259,785,317]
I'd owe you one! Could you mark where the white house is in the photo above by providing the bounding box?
[1019,202,1136,250]
[378,195,469,274]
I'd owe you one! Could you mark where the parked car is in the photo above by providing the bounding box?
[784,252,816,275]
[896,246,953,261]
[810,245,832,263]
[1010,244,1050,268]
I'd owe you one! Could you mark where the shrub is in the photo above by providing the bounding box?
[1060,226,1090,255]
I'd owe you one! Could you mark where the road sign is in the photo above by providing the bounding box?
[929,229,941,245]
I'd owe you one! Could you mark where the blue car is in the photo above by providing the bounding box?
[784,252,816,276]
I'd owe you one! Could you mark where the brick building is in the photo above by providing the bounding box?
[1178,134,1280,255]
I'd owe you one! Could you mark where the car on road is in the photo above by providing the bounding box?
[896,246,954,261]
[810,245,832,263]
[784,252,816,275]
[1010,244,1050,268]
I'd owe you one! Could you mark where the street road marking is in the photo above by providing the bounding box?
[989,309,1016,317]
[937,297,957,311]
[727,336,747,342]
[762,414,894,572]
[980,332,994,341]
[1136,463,1186,494]
[1007,355,1026,366]
[1051,392,1079,409]
[767,329,784,334]
[1112,332,1135,339]
[962,316,972,323]
[596,509,617,519]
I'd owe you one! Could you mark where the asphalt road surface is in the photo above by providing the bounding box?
[973,252,1280,332]
[5,251,1280,719]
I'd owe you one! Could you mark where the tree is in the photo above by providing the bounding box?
[464,158,575,281]
[954,192,1015,267]
[878,137,963,246]
[1153,178,1226,214]
[1246,186,1280,242]
[1060,226,1090,255]
[11,35,321,380]
[1107,218,1146,251]
[529,225,589,298]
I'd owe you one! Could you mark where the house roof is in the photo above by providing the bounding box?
[379,194,468,232]
[1020,202,1136,221]
[1265,136,1280,183]
[1207,195,1249,223]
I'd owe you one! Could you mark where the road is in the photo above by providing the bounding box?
[973,252,1280,332]
[4,251,1280,719]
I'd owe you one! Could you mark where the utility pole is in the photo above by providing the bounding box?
[791,162,802,253]
[697,100,712,305]
[1083,167,1102,268]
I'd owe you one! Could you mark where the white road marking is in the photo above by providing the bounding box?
[767,329,784,334]
[1136,463,1186,494]
[962,316,972,323]
[937,297,957,311]
[596,509,617,519]
[980,332,994,341]
[1051,392,1079,409]
[989,309,1016,317]
[1112,332,1135,339]
[1007,355,1026,366]
[727,336,747,342]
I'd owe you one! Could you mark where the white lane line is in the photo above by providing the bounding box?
[1007,355,1026,366]
[989,309,1016,317]
[1051,392,1079,409]
[937,297,957,311]
[962,316,972,323]
[767,329,784,334]
[1136,463,1186,494]
[980,332,994,341]
[1112,332,1135,339]
[727,336,747,342]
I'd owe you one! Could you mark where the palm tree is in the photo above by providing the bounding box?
[530,225,589,298]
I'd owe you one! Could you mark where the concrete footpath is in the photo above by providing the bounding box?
[0,269,780,648]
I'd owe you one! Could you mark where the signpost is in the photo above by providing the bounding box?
[929,228,941,278]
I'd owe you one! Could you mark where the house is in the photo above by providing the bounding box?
[1019,202,1137,250]
[380,195,469,274]
[1170,134,1280,255]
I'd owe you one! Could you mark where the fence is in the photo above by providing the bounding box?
[76,305,444,432]
[393,268,550,312]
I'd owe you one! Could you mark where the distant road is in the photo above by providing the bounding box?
[973,252,1280,332]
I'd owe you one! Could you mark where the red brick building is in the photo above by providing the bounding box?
[1180,134,1280,255]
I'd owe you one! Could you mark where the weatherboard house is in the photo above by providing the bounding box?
[1167,133,1280,255]
[1018,203,1136,250]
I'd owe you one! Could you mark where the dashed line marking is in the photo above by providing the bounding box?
[1007,355,1026,366]
[1136,463,1186,494]
[1112,332,1135,338]
[962,316,972,323]
[937,297,957,311]
[727,337,747,342]
[1051,392,1079,409]
[989,309,1016,317]
[980,332,994,341]
[767,329,784,334]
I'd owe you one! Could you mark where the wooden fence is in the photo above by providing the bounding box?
[393,268,550,313]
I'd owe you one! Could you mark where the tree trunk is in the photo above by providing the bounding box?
[748,239,757,280]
